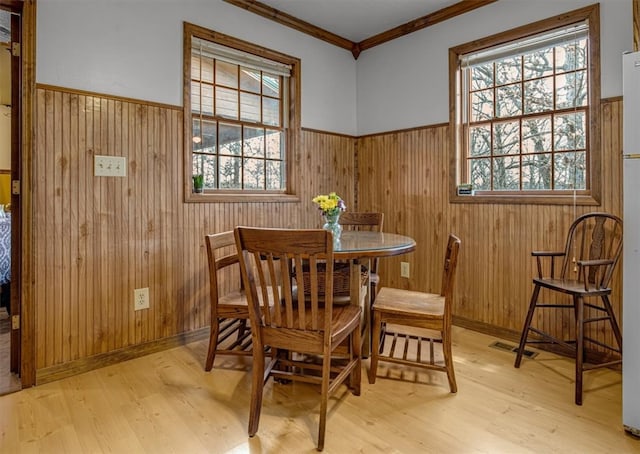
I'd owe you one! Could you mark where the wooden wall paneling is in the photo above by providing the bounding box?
[161,107,174,335]
[70,93,80,361]
[66,92,76,361]
[124,100,135,347]
[35,88,46,369]
[34,86,357,376]
[299,129,355,228]
[77,94,87,360]
[84,96,95,359]
[52,90,62,365]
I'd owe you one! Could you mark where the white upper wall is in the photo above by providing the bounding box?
[36,0,358,136]
[37,0,634,137]
[356,0,634,135]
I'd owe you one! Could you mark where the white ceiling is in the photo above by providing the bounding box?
[257,0,460,43]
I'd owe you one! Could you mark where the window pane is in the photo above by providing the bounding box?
[192,118,202,152]
[240,92,260,122]
[219,123,241,156]
[240,67,261,93]
[201,120,217,153]
[522,116,552,153]
[193,154,217,189]
[470,158,491,190]
[266,129,283,159]
[493,156,520,190]
[496,56,521,85]
[471,64,493,90]
[266,160,284,189]
[243,127,264,157]
[554,112,586,151]
[469,125,491,157]
[263,97,280,126]
[216,86,238,119]
[471,89,493,122]
[219,156,242,189]
[201,83,213,116]
[243,158,264,189]
[494,121,519,155]
[523,47,553,80]
[191,56,201,80]
[524,76,553,114]
[201,57,214,84]
[496,84,522,117]
[554,151,585,189]
[555,38,587,72]
[556,70,587,109]
[216,60,238,88]
[263,73,279,97]
[191,81,201,113]
[522,154,551,189]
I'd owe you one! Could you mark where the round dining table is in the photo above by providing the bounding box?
[332,230,416,355]
[333,230,416,259]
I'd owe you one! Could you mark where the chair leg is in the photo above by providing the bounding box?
[318,350,331,451]
[248,348,266,437]
[238,318,248,340]
[515,284,541,368]
[442,328,457,393]
[368,310,381,384]
[350,327,362,395]
[205,317,220,372]
[575,296,584,406]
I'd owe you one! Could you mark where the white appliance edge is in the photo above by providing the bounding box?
[623,50,640,436]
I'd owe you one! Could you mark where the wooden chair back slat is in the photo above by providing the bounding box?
[339,212,384,232]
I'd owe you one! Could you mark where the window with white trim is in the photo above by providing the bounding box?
[449,5,600,204]
[184,23,300,199]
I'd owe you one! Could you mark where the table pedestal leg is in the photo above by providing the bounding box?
[350,258,371,357]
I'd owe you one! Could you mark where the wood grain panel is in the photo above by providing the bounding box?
[357,98,623,358]
[33,86,355,372]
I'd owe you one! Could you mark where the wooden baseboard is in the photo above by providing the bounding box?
[36,327,210,385]
[453,315,621,369]
[453,316,522,342]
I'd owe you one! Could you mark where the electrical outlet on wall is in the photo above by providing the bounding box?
[134,287,149,311]
[401,262,410,278]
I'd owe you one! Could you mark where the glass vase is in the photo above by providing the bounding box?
[323,212,343,241]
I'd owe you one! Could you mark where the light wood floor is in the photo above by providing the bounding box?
[0,326,637,453]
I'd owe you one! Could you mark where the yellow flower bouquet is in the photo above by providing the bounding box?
[312,192,346,216]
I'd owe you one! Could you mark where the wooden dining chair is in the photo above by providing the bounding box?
[235,227,361,451]
[514,212,623,405]
[368,234,461,393]
[339,211,384,301]
[203,231,251,371]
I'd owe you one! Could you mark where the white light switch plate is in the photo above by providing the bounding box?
[95,155,127,177]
